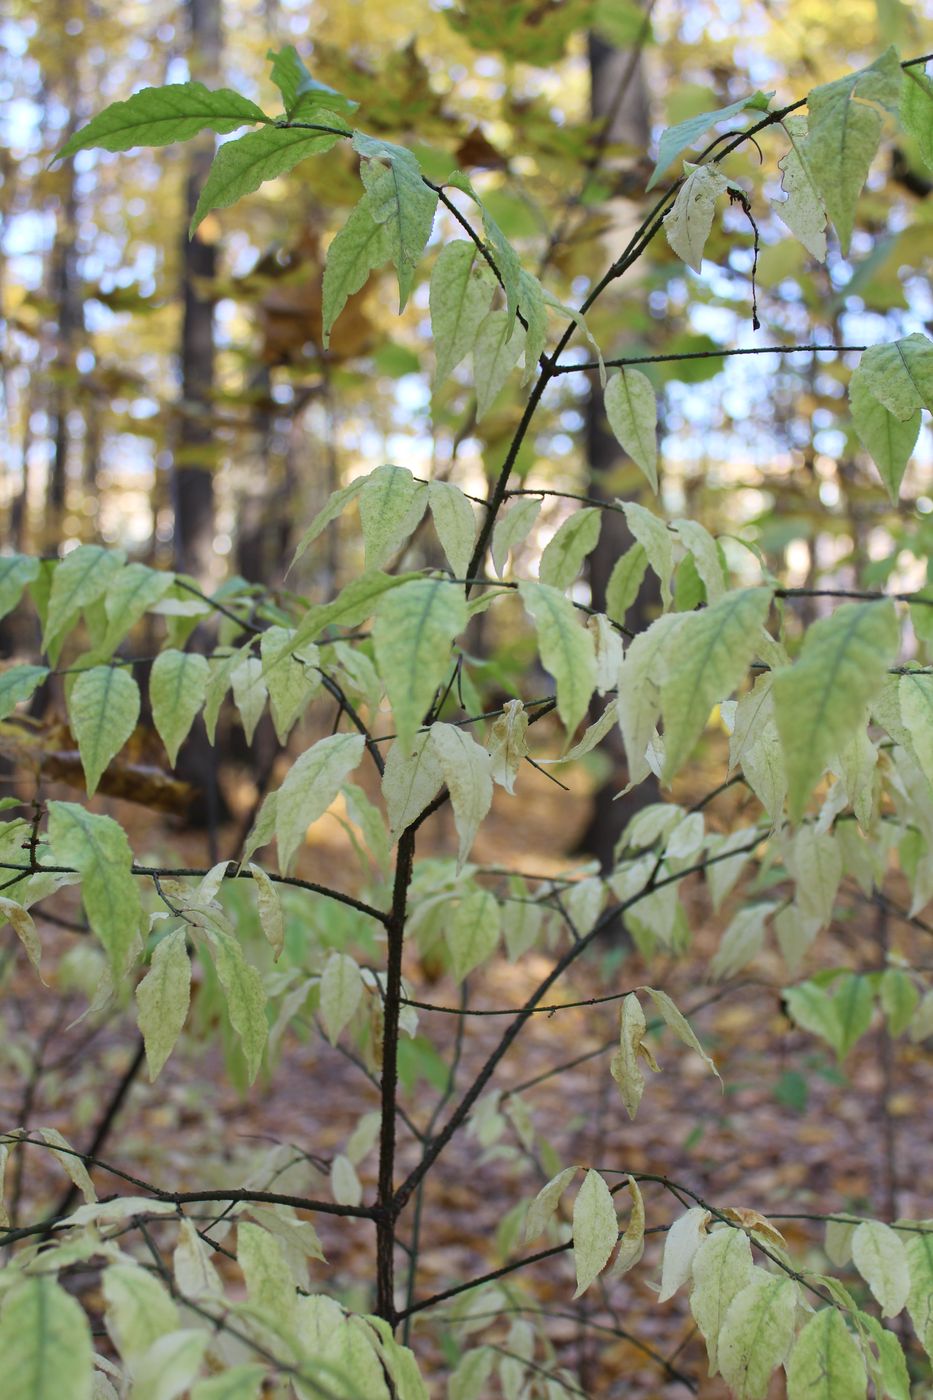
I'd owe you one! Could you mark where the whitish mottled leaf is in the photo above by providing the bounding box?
[290,476,367,571]
[275,732,366,871]
[673,519,726,602]
[206,926,267,1083]
[690,1228,753,1374]
[0,553,39,622]
[0,1277,93,1400]
[905,1226,933,1360]
[804,48,902,253]
[658,1206,712,1302]
[902,66,933,169]
[47,802,142,974]
[719,1271,797,1400]
[259,627,321,744]
[320,952,363,1044]
[322,192,393,348]
[642,986,721,1086]
[430,241,497,385]
[850,367,919,502]
[487,699,528,795]
[858,334,933,420]
[36,1126,96,1203]
[229,656,266,745]
[664,163,731,272]
[518,581,597,739]
[357,145,437,311]
[610,992,659,1120]
[446,887,500,982]
[660,588,772,781]
[448,1348,495,1400]
[539,508,602,590]
[773,600,899,821]
[190,1368,266,1400]
[899,674,933,791]
[428,481,477,579]
[68,665,140,796]
[103,1265,178,1362]
[0,896,43,982]
[711,903,775,979]
[853,1220,910,1317]
[191,124,341,234]
[620,501,674,608]
[238,1222,296,1325]
[44,545,125,659]
[775,905,820,977]
[707,828,757,911]
[383,731,445,838]
[616,613,683,786]
[331,1153,363,1207]
[606,542,648,624]
[373,578,466,752]
[607,1176,646,1278]
[773,115,827,260]
[604,369,659,490]
[248,864,284,960]
[647,92,771,189]
[491,496,541,578]
[854,1311,909,1400]
[101,563,174,653]
[522,1166,578,1244]
[518,267,548,381]
[572,1170,617,1297]
[135,929,190,1080]
[825,1218,856,1267]
[791,828,842,928]
[57,82,269,159]
[502,894,543,961]
[128,1329,208,1400]
[358,465,427,570]
[473,311,526,421]
[174,1217,223,1302]
[786,1308,867,1400]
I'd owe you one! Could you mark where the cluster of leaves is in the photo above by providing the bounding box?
[0,34,930,1400]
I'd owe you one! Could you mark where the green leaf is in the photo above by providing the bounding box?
[260,628,321,744]
[356,141,437,311]
[373,577,466,752]
[616,612,684,786]
[205,924,267,1083]
[36,1126,96,1203]
[47,801,142,974]
[56,82,270,160]
[149,650,210,768]
[320,951,363,1044]
[322,192,394,348]
[604,369,659,490]
[103,1264,178,1362]
[664,163,731,271]
[773,115,827,261]
[857,333,933,420]
[880,968,919,1037]
[230,656,267,744]
[275,732,366,871]
[473,310,526,421]
[191,124,343,234]
[68,665,140,795]
[647,91,772,189]
[44,545,125,660]
[428,481,477,579]
[191,1367,267,1400]
[447,172,522,327]
[791,828,842,928]
[248,863,285,960]
[136,929,191,1081]
[429,240,497,386]
[539,508,602,590]
[690,1228,754,1375]
[517,268,548,382]
[291,572,415,652]
[572,1169,617,1297]
[718,1271,797,1400]
[673,519,727,602]
[660,588,773,782]
[605,543,648,624]
[849,368,920,502]
[804,48,902,253]
[901,66,933,169]
[491,496,541,578]
[0,1277,93,1400]
[429,723,494,870]
[0,553,39,623]
[359,465,428,570]
[784,981,843,1054]
[0,663,48,721]
[289,476,368,571]
[854,1311,910,1400]
[905,1226,933,1361]
[852,1220,910,1317]
[786,1308,867,1399]
[126,1330,209,1400]
[518,581,597,739]
[773,600,899,821]
[267,45,357,120]
[659,1206,711,1302]
[238,1222,297,1326]
[711,902,775,979]
[382,731,445,838]
[446,886,500,981]
[620,501,674,609]
[101,563,174,654]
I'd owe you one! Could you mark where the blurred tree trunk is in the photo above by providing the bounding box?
[174,0,221,583]
[579,29,659,871]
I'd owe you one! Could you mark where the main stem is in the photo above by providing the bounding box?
[375,826,417,1327]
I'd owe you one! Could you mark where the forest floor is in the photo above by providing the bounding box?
[2,726,931,1398]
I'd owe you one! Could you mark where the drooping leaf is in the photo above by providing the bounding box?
[804,48,902,253]
[430,240,497,386]
[149,650,209,767]
[487,699,528,795]
[204,924,268,1083]
[37,1126,97,1203]
[854,1310,910,1400]
[249,863,285,960]
[359,465,428,570]
[47,802,142,974]
[786,1308,867,1400]
[0,663,48,721]
[857,333,933,420]
[905,1226,933,1361]
[604,369,659,490]
[711,902,775,979]
[641,986,722,1086]
[382,731,446,839]
[610,992,659,1120]
[103,1264,178,1362]
[672,518,727,602]
[522,1166,578,1244]
[190,1367,267,1400]
[879,968,919,1037]
[849,368,920,502]
[428,481,478,579]
[0,896,43,982]
[791,828,842,928]
[128,1330,209,1399]
[473,310,526,421]
[0,1277,93,1400]
[373,577,466,752]
[572,1169,617,1297]
[68,665,140,796]
[517,267,548,381]
[690,1228,754,1374]
[0,553,39,623]
[356,143,438,311]
[616,612,684,786]
[274,732,366,871]
[647,91,771,189]
[429,723,493,870]
[605,542,648,624]
[606,1175,646,1278]
[773,115,827,260]
[135,928,191,1081]
[620,501,674,608]
[259,628,321,744]
[191,124,343,234]
[322,191,394,348]
[718,1271,797,1400]
[446,886,500,982]
[773,600,899,821]
[56,82,270,160]
[43,545,125,660]
[538,508,602,591]
[664,163,731,272]
[518,581,597,739]
[320,951,363,1044]
[238,1222,297,1326]
[852,1220,910,1317]
[230,656,268,744]
[491,496,541,578]
[267,44,357,120]
[901,66,933,169]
